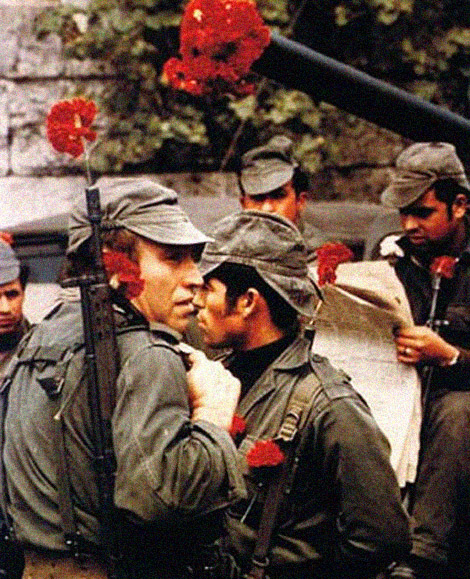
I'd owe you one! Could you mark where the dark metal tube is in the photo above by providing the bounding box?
[253,32,470,161]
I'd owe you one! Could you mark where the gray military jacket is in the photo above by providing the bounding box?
[225,334,411,578]
[2,297,245,552]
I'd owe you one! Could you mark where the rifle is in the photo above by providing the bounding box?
[72,185,122,577]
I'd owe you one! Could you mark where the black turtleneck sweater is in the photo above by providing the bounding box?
[228,332,296,399]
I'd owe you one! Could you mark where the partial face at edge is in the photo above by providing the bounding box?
[0,279,25,336]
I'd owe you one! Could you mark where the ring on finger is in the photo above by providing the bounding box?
[404,347,411,356]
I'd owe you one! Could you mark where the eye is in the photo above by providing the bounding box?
[5,290,20,299]
[162,245,188,263]
[269,188,287,200]
[399,207,435,219]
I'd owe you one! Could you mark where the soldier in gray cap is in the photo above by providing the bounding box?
[0,237,30,381]
[237,136,328,250]
[1,177,244,579]
[381,142,470,579]
[193,210,410,579]
[238,136,307,226]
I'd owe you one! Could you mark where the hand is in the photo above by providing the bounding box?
[185,349,241,431]
[394,325,459,366]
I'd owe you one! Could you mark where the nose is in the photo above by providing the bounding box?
[192,287,205,309]
[260,199,276,213]
[401,214,419,232]
[183,258,204,291]
[0,295,11,313]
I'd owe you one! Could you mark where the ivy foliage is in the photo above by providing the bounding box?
[34,0,470,175]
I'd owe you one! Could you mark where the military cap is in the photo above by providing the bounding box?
[68,177,211,254]
[199,210,317,317]
[0,241,20,285]
[239,135,298,197]
[381,142,470,209]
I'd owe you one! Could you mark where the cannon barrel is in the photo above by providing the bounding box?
[253,32,470,161]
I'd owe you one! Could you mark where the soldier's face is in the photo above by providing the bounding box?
[240,182,306,225]
[132,239,203,333]
[399,189,466,249]
[0,279,25,336]
[194,277,244,349]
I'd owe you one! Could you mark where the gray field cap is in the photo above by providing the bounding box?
[0,242,20,285]
[239,135,298,197]
[68,177,211,254]
[381,142,470,209]
[199,210,318,317]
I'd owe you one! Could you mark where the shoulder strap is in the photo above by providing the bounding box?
[246,372,322,579]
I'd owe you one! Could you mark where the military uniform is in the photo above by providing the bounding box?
[1,178,245,578]
[223,333,410,579]
[381,142,470,577]
[197,210,411,579]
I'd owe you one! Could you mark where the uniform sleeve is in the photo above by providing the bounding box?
[318,395,411,576]
[112,342,246,524]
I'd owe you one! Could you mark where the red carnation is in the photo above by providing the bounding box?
[246,438,285,468]
[230,413,246,438]
[163,0,270,96]
[46,98,98,158]
[430,256,457,280]
[315,242,354,286]
[0,232,14,245]
[102,251,145,300]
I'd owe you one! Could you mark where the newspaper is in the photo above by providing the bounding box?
[312,260,421,487]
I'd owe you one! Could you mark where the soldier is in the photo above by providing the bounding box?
[0,237,30,381]
[193,210,411,579]
[237,135,327,248]
[1,178,244,579]
[381,142,470,579]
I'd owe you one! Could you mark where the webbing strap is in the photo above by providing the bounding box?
[50,396,81,552]
[246,372,322,579]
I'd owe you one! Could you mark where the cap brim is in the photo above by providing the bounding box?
[381,180,432,209]
[0,264,20,285]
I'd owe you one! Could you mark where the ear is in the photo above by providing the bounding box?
[297,191,307,212]
[237,288,260,319]
[453,193,468,219]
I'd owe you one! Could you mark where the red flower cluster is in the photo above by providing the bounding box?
[102,251,145,300]
[0,232,13,245]
[430,256,458,280]
[230,413,246,438]
[46,98,98,158]
[163,0,270,96]
[246,438,285,468]
[315,242,354,286]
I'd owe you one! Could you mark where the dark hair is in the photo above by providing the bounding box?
[207,262,298,331]
[59,228,138,282]
[19,264,29,290]
[432,179,469,218]
[292,166,309,198]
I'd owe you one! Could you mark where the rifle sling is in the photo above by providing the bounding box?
[246,372,323,579]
